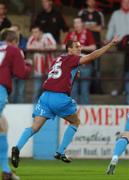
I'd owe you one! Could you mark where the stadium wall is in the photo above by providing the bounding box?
[4,105,129,159]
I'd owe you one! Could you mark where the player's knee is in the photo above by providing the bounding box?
[32,121,43,132]
[32,125,40,133]
[121,131,129,142]
[0,116,8,133]
[32,116,47,132]
[71,118,80,127]
[76,118,80,126]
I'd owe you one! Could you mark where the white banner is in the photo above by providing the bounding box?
[3,104,33,157]
[59,105,129,158]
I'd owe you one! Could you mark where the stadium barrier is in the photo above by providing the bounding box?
[5,104,33,157]
[24,48,129,86]
[5,104,129,159]
[60,105,129,159]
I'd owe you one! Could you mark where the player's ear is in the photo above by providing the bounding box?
[68,46,73,53]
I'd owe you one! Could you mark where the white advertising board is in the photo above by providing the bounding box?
[3,104,33,157]
[59,106,129,158]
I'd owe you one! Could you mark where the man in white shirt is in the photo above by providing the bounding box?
[106,0,129,101]
[106,0,129,41]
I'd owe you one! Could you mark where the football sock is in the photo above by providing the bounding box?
[113,137,128,157]
[17,128,34,151]
[57,125,77,154]
[0,133,11,173]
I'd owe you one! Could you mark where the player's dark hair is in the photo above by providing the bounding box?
[0,30,18,43]
[66,40,78,52]
[0,0,8,9]
[0,1,6,6]
[30,24,43,32]
[74,16,82,20]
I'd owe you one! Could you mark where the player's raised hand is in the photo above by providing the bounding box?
[111,34,120,45]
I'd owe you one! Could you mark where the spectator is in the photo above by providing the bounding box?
[63,17,96,104]
[34,0,69,43]
[27,25,57,102]
[106,0,129,104]
[78,0,104,94]
[0,2,11,31]
[9,24,27,49]
[9,24,28,103]
[106,0,129,42]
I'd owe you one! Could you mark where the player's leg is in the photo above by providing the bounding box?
[11,91,53,168]
[106,134,129,175]
[0,117,20,180]
[16,116,47,151]
[0,116,10,175]
[51,92,80,163]
[55,113,80,163]
[106,115,129,174]
[0,85,16,179]
[11,116,47,168]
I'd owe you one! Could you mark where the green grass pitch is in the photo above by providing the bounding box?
[7,159,129,180]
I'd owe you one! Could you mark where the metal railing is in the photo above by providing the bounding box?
[10,49,129,104]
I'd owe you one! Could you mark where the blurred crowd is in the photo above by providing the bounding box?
[0,0,129,104]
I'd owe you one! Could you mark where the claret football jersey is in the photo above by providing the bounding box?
[43,54,81,95]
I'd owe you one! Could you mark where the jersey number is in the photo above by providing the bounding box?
[48,61,62,79]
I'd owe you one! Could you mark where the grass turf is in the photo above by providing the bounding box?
[8,159,129,180]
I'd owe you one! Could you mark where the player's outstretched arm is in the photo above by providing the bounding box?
[79,35,119,65]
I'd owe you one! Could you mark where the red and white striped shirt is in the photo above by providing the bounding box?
[27,33,57,76]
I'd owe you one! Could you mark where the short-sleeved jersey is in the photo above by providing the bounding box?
[0,43,32,93]
[43,54,81,95]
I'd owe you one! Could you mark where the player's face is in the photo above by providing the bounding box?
[87,0,96,8]
[73,18,84,31]
[121,0,129,10]
[0,4,5,16]
[31,28,42,40]
[42,0,53,11]
[70,42,82,56]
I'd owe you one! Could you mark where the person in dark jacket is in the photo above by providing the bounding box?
[34,0,69,43]
[78,0,105,94]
